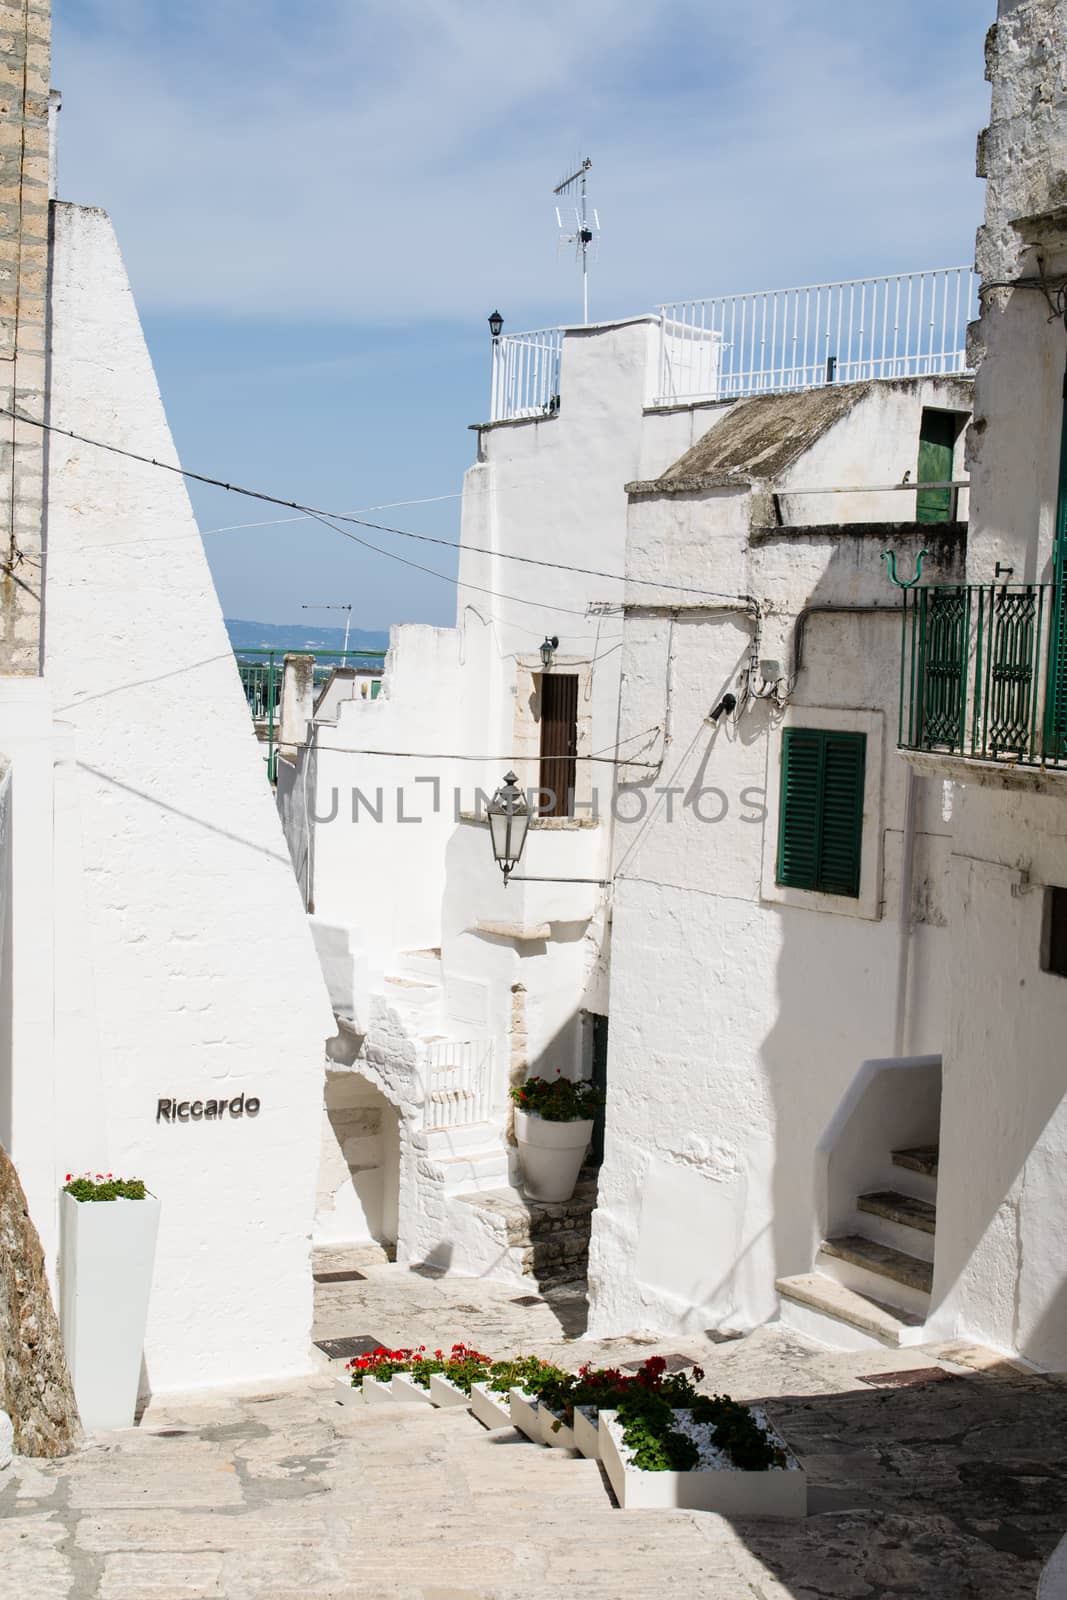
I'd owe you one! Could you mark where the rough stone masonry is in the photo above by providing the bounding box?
[0,1143,80,1456]
[0,0,50,675]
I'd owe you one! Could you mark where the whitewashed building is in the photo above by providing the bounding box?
[281,262,979,1304]
[590,0,1067,1371]
[0,6,334,1401]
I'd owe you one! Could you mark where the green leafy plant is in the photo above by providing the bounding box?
[508,1073,604,1122]
[485,1354,569,1398]
[615,1388,700,1471]
[437,1343,492,1395]
[689,1394,787,1471]
[63,1172,146,1203]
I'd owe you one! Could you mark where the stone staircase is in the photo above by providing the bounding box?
[454,1174,598,1294]
[325,1389,731,1595]
[777,1144,938,1349]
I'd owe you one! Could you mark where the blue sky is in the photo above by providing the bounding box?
[53,1,989,630]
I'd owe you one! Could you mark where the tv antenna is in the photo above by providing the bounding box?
[554,156,599,325]
[302,601,352,655]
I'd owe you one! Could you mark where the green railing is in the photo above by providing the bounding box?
[234,648,387,781]
[899,582,1067,766]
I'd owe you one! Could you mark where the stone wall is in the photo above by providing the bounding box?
[0,1142,78,1456]
[976,1,1067,284]
[0,0,50,674]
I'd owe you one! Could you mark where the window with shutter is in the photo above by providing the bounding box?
[776,728,866,898]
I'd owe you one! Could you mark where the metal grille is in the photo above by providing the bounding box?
[900,582,1067,766]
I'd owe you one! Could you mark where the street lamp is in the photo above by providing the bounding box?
[488,309,504,340]
[487,770,529,886]
[539,635,559,670]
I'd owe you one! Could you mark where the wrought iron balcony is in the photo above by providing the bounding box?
[899,582,1067,769]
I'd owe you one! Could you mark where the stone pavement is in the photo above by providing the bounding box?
[3,1255,1067,1598]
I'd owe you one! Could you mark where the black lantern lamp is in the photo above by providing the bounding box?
[540,635,559,670]
[487,770,530,885]
[488,309,504,340]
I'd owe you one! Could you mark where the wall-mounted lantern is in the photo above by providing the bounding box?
[488,309,504,340]
[487,770,530,885]
[540,635,559,670]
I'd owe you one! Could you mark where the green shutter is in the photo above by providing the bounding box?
[916,408,957,524]
[777,728,866,898]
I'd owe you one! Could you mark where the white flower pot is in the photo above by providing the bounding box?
[508,1386,542,1443]
[513,1108,593,1202]
[428,1373,470,1408]
[361,1376,395,1405]
[539,1403,577,1451]
[470,1381,512,1430]
[59,1190,160,1432]
[391,1372,433,1404]
[573,1404,600,1460]
[599,1408,806,1517]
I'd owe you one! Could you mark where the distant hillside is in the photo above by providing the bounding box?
[225,618,389,656]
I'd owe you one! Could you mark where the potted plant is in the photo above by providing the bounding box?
[509,1073,603,1202]
[59,1172,160,1431]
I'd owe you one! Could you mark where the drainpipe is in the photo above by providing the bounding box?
[894,764,919,1058]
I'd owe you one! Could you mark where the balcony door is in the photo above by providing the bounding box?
[538,673,578,817]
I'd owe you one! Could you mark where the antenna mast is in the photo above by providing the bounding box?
[554,156,599,324]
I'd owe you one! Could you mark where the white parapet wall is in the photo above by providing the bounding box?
[28,201,336,1396]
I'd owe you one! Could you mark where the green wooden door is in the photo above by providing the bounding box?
[916,409,957,524]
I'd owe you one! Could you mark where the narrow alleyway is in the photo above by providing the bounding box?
[3,1255,1067,1598]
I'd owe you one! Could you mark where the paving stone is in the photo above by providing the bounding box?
[99,1550,225,1597]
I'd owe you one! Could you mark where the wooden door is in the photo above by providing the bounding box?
[916,409,958,524]
[538,673,578,817]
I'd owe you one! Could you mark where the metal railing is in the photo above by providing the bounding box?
[490,329,564,423]
[899,583,1067,767]
[421,1039,494,1129]
[234,648,387,781]
[654,266,976,407]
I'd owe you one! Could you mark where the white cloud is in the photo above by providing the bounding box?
[52,0,989,327]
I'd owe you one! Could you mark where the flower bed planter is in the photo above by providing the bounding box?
[573,1405,600,1460]
[59,1186,159,1432]
[361,1377,396,1405]
[429,1373,471,1408]
[539,1403,578,1451]
[513,1107,593,1203]
[391,1373,434,1405]
[599,1408,806,1516]
[508,1387,542,1443]
[470,1382,513,1431]
[333,1375,364,1409]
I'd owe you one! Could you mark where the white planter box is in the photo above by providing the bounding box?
[332,1375,364,1409]
[362,1376,396,1405]
[391,1372,434,1405]
[599,1409,806,1517]
[429,1373,470,1408]
[573,1405,600,1460]
[508,1386,542,1443]
[514,1108,593,1202]
[470,1382,512,1430]
[59,1190,160,1432]
[539,1403,577,1451]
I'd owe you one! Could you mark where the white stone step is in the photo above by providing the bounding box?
[394,948,444,983]
[420,1120,501,1157]
[431,1147,510,1195]
[816,1234,931,1319]
[777,1271,927,1350]
[383,974,442,1012]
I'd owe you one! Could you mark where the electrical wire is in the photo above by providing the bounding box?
[304,723,664,766]
[1,406,752,606]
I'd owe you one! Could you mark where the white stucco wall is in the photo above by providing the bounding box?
[37,202,335,1395]
[588,382,963,1338]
